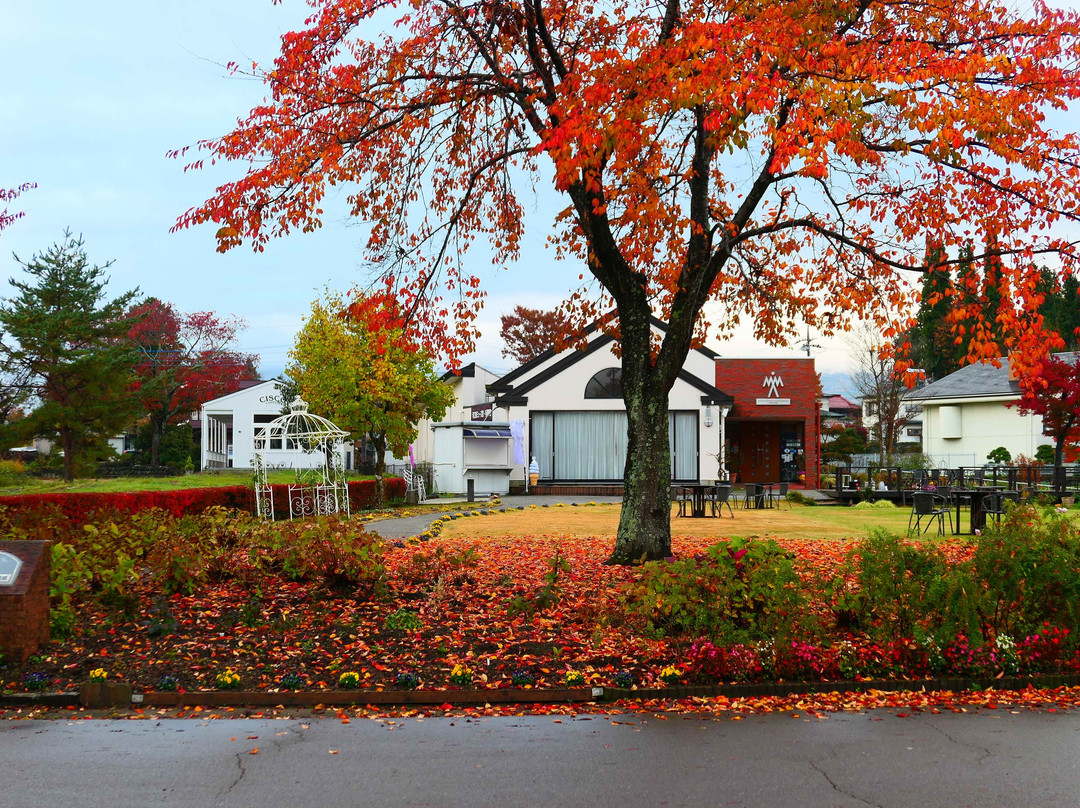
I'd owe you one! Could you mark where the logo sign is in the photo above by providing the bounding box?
[259,395,285,405]
[755,372,791,406]
[0,550,22,587]
[470,403,495,422]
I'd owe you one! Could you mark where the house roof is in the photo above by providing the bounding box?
[489,317,733,406]
[824,394,859,410]
[915,352,1080,402]
[440,361,499,382]
[488,315,719,395]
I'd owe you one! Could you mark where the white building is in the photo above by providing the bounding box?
[487,319,734,489]
[408,363,513,496]
[913,354,1077,466]
[199,380,351,471]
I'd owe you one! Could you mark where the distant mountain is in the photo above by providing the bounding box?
[820,371,857,401]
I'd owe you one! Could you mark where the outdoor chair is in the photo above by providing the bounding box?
[670,485,689,517]
[709,484,735,518]
[743,483,766,509]
[769,482,790,509]
[908,491,953,536]
[983,491,1020,524]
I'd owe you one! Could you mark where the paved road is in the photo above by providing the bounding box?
[4,709,1080,807]
[367,494,623,541]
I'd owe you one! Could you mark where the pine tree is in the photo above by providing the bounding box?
[0,232,141,480]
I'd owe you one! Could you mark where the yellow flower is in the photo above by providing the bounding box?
[88,668,108,683]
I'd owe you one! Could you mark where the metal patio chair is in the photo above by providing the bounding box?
[908,491,953,536]
[709,484,735,518]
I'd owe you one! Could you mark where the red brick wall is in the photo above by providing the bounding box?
[0,541,51,665]
[715,359,820,487]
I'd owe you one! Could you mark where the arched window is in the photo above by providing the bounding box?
[585,368,623,399]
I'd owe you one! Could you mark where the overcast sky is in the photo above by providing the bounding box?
[2,0,1077,393]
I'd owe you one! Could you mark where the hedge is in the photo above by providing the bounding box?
[0,478,406,520]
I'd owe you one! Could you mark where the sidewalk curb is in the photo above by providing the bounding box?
[7,673,1080,710]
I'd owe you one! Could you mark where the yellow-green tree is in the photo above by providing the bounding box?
[288,289,453,506]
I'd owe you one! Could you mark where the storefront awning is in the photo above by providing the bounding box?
[462,426,512,438]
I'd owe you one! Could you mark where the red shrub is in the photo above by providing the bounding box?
[0,478,404,520]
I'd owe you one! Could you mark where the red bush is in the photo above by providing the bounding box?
[0,478,405,520]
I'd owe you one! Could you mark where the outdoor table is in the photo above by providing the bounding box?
[951,488,996,534]
[683,484,712,518]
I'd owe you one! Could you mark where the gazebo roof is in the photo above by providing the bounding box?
[259,400,349,442]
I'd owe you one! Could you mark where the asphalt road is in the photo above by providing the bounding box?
[4,709,1080,807]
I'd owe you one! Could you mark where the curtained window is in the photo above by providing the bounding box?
[530,410,697,481]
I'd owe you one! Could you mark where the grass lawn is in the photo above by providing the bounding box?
[0,470,378,496]
[442,502,923,542]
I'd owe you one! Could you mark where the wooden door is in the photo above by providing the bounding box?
[740,422,780,483]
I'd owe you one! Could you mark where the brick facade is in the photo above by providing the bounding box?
[715,358,820,487]
[0,541,51,665]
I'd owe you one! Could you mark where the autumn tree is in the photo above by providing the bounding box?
[128,299,259,466]
[820,422,870,465]
[500,305,570,365]
[850,325,923,464]
[1014,354,1080,490]
[288,289,454,506]
[0,182,35,235]
[176,0,1080,562]
[0,233,141,480]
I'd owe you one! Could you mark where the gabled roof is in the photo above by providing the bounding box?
[201,379,282,408]
[489,317,733,406]
[489,316,719,395]
[440,361,499,382]
[915,352,1080,402]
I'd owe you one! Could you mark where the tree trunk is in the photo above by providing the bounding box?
[60,429,76,482]
[371,433,387,508]
[150,421,163,467]
[1055,436,1066,493]
[610,378,674,564]
[606,305,685,564]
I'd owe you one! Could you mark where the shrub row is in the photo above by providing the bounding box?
[2,506,389,637]
[619,502,1080,681]
[0,478,405,520]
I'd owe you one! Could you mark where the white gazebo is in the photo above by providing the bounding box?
[252,400,352,520]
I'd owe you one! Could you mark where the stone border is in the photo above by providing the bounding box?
[6,673,1080,710]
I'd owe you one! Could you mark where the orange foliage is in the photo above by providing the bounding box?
[172,0,1080,370]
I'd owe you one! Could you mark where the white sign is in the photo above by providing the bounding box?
[0,550,22,586]
[755,372,790,406]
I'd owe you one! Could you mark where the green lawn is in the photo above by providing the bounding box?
[0,470,375,496]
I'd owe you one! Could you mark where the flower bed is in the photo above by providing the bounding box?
[3,501,1079,700]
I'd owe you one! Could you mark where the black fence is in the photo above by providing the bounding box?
[94,464,184,478]
[826,464,1080,504]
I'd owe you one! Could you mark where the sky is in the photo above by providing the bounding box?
[2,0,1077,396]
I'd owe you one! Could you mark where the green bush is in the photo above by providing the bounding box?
[829,530,955,642]
[619,538,805,643]
[966,503,1080,637]
[0,459,25,487]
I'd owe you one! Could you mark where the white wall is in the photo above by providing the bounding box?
[503,336,722,482]
[410,365,502,467]
[922,396,1047,464]
[201,381,347,471]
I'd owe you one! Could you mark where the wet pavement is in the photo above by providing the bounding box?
[4,709,1079,807]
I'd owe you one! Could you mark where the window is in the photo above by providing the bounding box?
[530,410,697,481]
[253,414,283,450]
[584,368,623,399]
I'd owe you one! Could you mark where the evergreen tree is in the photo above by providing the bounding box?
[1040,270,1080,350]
[909,243,961,381]
[0,232,141,480]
